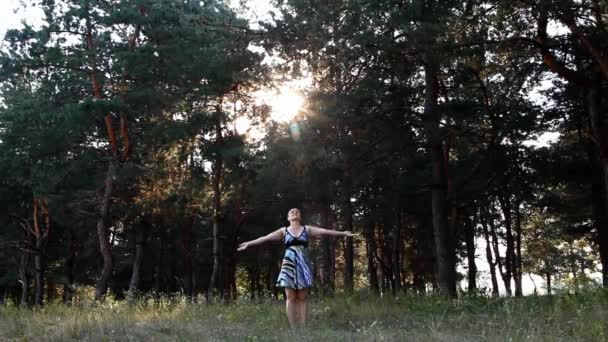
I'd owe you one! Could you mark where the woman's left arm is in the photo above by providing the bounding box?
[307,226,354,238]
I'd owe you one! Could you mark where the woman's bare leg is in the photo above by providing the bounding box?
[285,289,298,328]
[296,289,308,327]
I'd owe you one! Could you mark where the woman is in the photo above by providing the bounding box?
[237,208,353,328]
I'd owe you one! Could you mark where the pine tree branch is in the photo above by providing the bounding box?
[556,12,608,79]
[535,8,593,87]
[590,0,605,29]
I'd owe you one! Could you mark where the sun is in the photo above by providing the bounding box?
[256,86,306,123]
[269,87,305,122]
[234,80,310,138]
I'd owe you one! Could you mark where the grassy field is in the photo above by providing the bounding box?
[1,291,608,341]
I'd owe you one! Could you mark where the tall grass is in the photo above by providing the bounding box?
[1,291,607,341]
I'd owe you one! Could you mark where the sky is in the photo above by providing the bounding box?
[0,0,44,48]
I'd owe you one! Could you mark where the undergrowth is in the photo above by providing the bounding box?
[1,291,607,341]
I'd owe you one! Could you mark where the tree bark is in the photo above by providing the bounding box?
[498,194,516,297]
[167,229,177,293]
[1,287,8,305]
[486,205,511,296]
[179,216,194,299]
[588,83,608,287]
[63,228,76,305]
[19,250,29,307]
[46,281,56,303]
[154,227,165,297]
[84,10,119,301]
[33,237,46,306]
[423,60,456,297]
[342,168,355,293]
[208,103,224,298]
[248,266,257,299]
[412,221,430,294]
[589,144,608,287]
[95,157,117,301]
[535,8,593,87]
[480,212,499,297]
[33,198,50,306]
[378,218,393,294]
[392,209,402,295]
[464,211,477,294]
[364,217,380,294]
[127,226,145,302]
[514,199,523,296]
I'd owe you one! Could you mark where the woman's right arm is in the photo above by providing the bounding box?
[237,228,283,251]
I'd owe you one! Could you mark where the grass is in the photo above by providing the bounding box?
[1,291,608,341]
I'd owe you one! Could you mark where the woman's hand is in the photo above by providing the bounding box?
[343,231,354,237]
[237,241,249,251]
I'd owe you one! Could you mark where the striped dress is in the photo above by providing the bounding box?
[276,225,313,289]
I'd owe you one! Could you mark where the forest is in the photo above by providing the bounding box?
[0,0,608,332]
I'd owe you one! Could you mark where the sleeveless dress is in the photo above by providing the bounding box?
[276,225,313,289]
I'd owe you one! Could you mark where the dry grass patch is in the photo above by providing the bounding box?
[1,291,607,341]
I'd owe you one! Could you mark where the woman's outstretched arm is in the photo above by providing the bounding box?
[307,226,354,238]
[237,228,283,251]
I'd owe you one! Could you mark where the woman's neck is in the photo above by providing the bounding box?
[288,221,301,229]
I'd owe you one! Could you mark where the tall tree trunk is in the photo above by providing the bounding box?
[1,287,7,305]
[63,228,76,305]
[95,157,116,300]
[226,200,246,302]
[364,217,380,294]
[247,266,257,300]
[342,168,354,293]
[46,281,56,303]
[546,273,552,295]
[588,82,608,287]
[486,205,511,296]
[19,251,29,307]
[224,240,237,302]
[464,211,477,294]
[180,216,194,299]
[498,194,516,297]
[590,158,608,287]
[412,221,429,294]
[167,229,177,293]
[480,212,499,297]
[127,227,145,302]
[33,198,50,306]
[423,61,456,297]
[84,7,121,301]
[33,238,46,306]
[400,239,409,291]
[208,103,224,298]
[154,227,165,297]
[514,199,523,296]
[379,219,393,294]
[392,209,402,295]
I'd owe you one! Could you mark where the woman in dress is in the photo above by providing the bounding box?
[237,208,354,328]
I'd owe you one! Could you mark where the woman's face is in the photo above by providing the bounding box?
[287,208,301,222]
